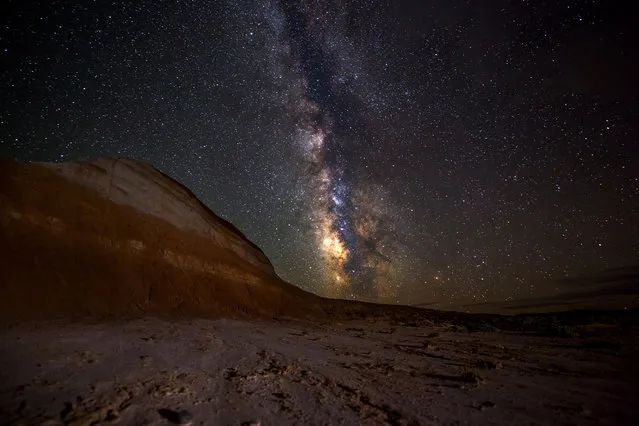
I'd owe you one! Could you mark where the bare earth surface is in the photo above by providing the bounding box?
[1,316,637,426]
[3,159,637,426]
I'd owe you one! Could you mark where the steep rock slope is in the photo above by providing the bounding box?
[0,158,319,321]
[43,158,273,274]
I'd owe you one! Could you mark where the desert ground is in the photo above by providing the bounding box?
[1,160,637,425]
[1,309,637,426]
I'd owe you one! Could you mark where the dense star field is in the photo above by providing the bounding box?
[1,1,637,306]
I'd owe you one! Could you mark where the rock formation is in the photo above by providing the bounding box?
[0,157,320,321]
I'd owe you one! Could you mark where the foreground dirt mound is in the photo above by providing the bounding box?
[0,158,320,321]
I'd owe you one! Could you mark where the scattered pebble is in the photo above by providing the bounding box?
[176,409,193,425]
[478,401,496,410]
[105,408,119,422]
[476,359,501,370]
[460,371,483,384]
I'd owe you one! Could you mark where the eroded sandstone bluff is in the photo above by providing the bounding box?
[0,157,320,321]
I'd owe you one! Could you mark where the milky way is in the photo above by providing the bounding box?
[266,1,407,301]
[1,0,637,306]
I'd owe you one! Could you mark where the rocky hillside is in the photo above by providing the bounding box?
[0,158,320,321]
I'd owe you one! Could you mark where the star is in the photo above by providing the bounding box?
[0,0,637,307]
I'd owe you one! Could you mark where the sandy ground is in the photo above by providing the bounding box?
[1,316,637,426]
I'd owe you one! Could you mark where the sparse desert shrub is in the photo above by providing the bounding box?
[476,359,501,370]
[451,325,468,333]
[460,370,483,384]
[546,323,578,338]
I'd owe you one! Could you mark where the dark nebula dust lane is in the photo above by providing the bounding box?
[272,1,404,300]
[1,0,637,305]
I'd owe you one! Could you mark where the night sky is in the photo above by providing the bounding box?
[1,0,637,306]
